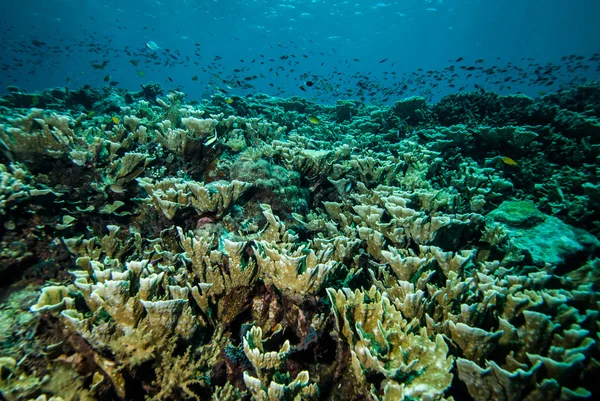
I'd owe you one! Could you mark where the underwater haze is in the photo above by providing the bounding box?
[1,0,600,102]
[1,1,600,401]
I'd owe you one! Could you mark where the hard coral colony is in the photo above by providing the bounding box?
[0,77,599,400]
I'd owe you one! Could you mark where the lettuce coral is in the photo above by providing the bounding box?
[0,83,596,401]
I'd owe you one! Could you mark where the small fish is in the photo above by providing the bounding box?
[112,116,120,124]
[203,129,218,146]
[109,184,127,194]
[91,60,109,70]
[305,80,314,87]
[225,98,234,104]
[191,75,198,81]
[87,111,95,118]
[146,41,160,50]
[31,95,39,106]
[379,58,389,63]
[103,74,111,82]
[136,70,145,77]
[501,157,518,166]
[308,116,320,125]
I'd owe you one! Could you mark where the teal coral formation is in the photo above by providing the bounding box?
[486,200,599,267]
[0,82,599,400]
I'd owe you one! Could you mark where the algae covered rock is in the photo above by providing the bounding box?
[486,200,546,227]
[487,200,599,267]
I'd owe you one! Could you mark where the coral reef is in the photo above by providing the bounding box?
[0,82,599,400]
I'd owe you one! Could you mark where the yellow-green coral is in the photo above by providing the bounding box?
[328,286,454,401]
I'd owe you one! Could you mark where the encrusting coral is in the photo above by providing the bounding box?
[0,82,599,401]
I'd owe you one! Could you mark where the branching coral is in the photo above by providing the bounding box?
[328,286,454,401]
[179,227,258,326]
[254,240,338,301]
[137,177,252,219]
[242,325,319,401]
[0,162,57,216]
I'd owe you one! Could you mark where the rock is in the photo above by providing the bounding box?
[487,200,599,267]
[486,200,545,228]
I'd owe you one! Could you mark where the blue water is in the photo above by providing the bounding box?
[1,0,599,103]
